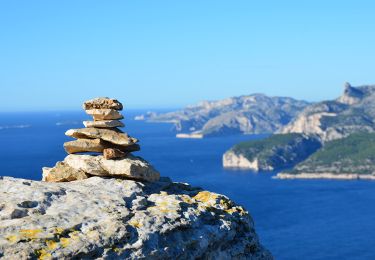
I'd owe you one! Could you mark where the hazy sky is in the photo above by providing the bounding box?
[1,1,375,111]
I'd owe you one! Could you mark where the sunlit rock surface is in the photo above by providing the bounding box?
[0,176,272,259]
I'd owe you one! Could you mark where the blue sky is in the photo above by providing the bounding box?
[1,1,375,111]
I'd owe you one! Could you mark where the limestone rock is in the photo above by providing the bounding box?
[64,139,107,154]
[0,176,272,259]
[83,97,123,110]
[223,134,322,171]
[42,162,89,182]
[64,154,160,182]
[64,139,140,154]
[223,151,257,169]
[83,120,124,128]
[65,128,137,146]
[86,109,124,120]
[280,84,375,142]
[135,94,310,137]
[103,148,127,159]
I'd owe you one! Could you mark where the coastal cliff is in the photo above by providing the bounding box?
[280,83,375,142]
[223,134,321,171]
[276,132,375,180]
[0,176,272,259]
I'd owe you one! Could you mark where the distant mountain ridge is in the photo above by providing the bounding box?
[280,83,375,141]
[136,94,310,138]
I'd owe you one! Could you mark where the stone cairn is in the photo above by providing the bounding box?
[42,97,160,183]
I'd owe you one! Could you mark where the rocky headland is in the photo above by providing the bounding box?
[223,83,375,180]
[136,94,310,138]
[223,134,321,171]
[0,98,272,259]
[275,132,375,180]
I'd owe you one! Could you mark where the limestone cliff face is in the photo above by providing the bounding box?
[223,134,322,172]
[336,82,364,105]
[0,176,272,259]
[137,94,310,137]
[280,83,375,142]
[223,151,261,170]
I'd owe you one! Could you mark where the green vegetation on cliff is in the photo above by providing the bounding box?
[230,133,322,170]
[288,132,375,175]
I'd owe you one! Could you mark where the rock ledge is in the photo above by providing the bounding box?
[0,176,272,259]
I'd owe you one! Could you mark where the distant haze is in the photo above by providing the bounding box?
[1,1,375,111]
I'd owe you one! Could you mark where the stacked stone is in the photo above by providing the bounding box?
[42,97,160,183]
[63,97,140,159]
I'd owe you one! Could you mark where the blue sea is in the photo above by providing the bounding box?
[1,110,375,260]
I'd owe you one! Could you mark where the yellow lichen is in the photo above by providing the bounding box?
[112,246,123,254]
[6,235,18,243]
[19,229,42,239]
[157,201,169,207]
[194,191,218,205]
[225,206,246,215]
[180,195,194,204]
[59,230,80,248]
[46,240,57,250]
[60,237,70,248]
[219,199,231,208]
[69,230,80,238]
[35,249,52,260]
[129,220,143,228]
[54,227,64,235]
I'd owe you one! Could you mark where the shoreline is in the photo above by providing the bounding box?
[176,133,203,139]
[275,172,375,180]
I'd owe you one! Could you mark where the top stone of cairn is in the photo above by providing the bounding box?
[83,97,123,111]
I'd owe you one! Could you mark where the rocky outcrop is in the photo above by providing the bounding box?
[280,83,375,142]
[223,134,322,171]
[0,97,272,259]
[136,94,310,137]
[336,82,364,105]
[276,132,375,179]
[0,176,273,259]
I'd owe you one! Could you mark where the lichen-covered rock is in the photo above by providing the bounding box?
[64,154,160,182]
[0,176,272,259]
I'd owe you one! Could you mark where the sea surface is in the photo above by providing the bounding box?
[1,110,375,260]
